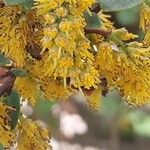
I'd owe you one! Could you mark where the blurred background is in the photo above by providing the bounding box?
[25,6,150,150]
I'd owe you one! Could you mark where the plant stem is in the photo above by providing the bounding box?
[84,28,111,37]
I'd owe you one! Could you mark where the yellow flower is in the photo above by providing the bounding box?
[81,66,100,89]
[0,102,14,147]
[144,27,150,45]
[43,13,56,25]
[34,0,58,15]
[41,77,72,100]
[17,118,51,150]
[98,11,114,30]
[14,76,38,106]
[30,51,58,78]
[140,3,150,32]
[95,42,116,86]
[113,28,138,41]
[59,19,71,33]
[55,34,66,48]
[86,87,102,111]
[54,56,74,78]
[43,26,58,38]
[34,0,99,94]
[75,39,94,65]
[69,0,95,15]
[128,44,150,71]
[0,6,27,67]
[55,6,68,17]
[89,33,104,44]
[95,42,150,106]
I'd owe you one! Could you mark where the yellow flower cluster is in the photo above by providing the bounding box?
[0,102,14,147]
[0,0,150,149]
[17,118,51,150]
[140,3,150,45]
[0,6,27,67]
[95,42,150,106]
[86,87,102,111]
[14,76,38,106]
[98,11,114,30]
[32,0,100,99]
[112,28,138,41]
[41,77,72,100]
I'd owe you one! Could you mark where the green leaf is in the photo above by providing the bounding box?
[4,90,20,129]
[10,69,28,78]
[0,53,11,66]
[34,93,58,129]
[101,91,126,116]
[0,144,4,150]
[3,0,33,10]
[145,0,150,5]
[97,0,144,12]
[128,112,150,137]
[84,12,101,29]
[115,6,139,26]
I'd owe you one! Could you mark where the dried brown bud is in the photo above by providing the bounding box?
[0,67,15,96]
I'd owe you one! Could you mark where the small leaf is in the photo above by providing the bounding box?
[0,144,4,150]
[101,91,124,116]
[11,69,28,78]
[115,6,139,26]
[145,0,150,5]
[3,0,33,10]
[84,12,101,29]
[97,0,144,12]
[4,90,20,129]
[0,53,11,66]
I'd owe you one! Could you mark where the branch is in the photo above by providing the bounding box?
[84,28,111,38]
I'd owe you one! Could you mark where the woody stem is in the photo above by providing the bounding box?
[84,28,112,38]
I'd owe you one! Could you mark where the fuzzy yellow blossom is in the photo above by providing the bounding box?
[113,28,138,41]
[86,87,102,111]
[95,43,116,86]
[14,76,38,106]
[95,42,150,106]
[54,56,74,78]
[17,118,51,150]
[43,13,56,25]
[59,19,71,33]
[30,51,58,79]
[55,6,68,17]
[128,45,150,71]
[33,0,99,92]
[98,11,114,30]
[44,27,58,38]
[69,0,95,16]
[34,0,58,15]
[144,27,150,45]
[140,3,150,32]
[0,6,27,67]
[1,0,150,149]
[0,102,14,147]
[81,67,100,89]
[89,34,104,44]
[41,77,72,100]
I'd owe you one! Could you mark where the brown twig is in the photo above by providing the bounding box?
[84,28,111,38]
